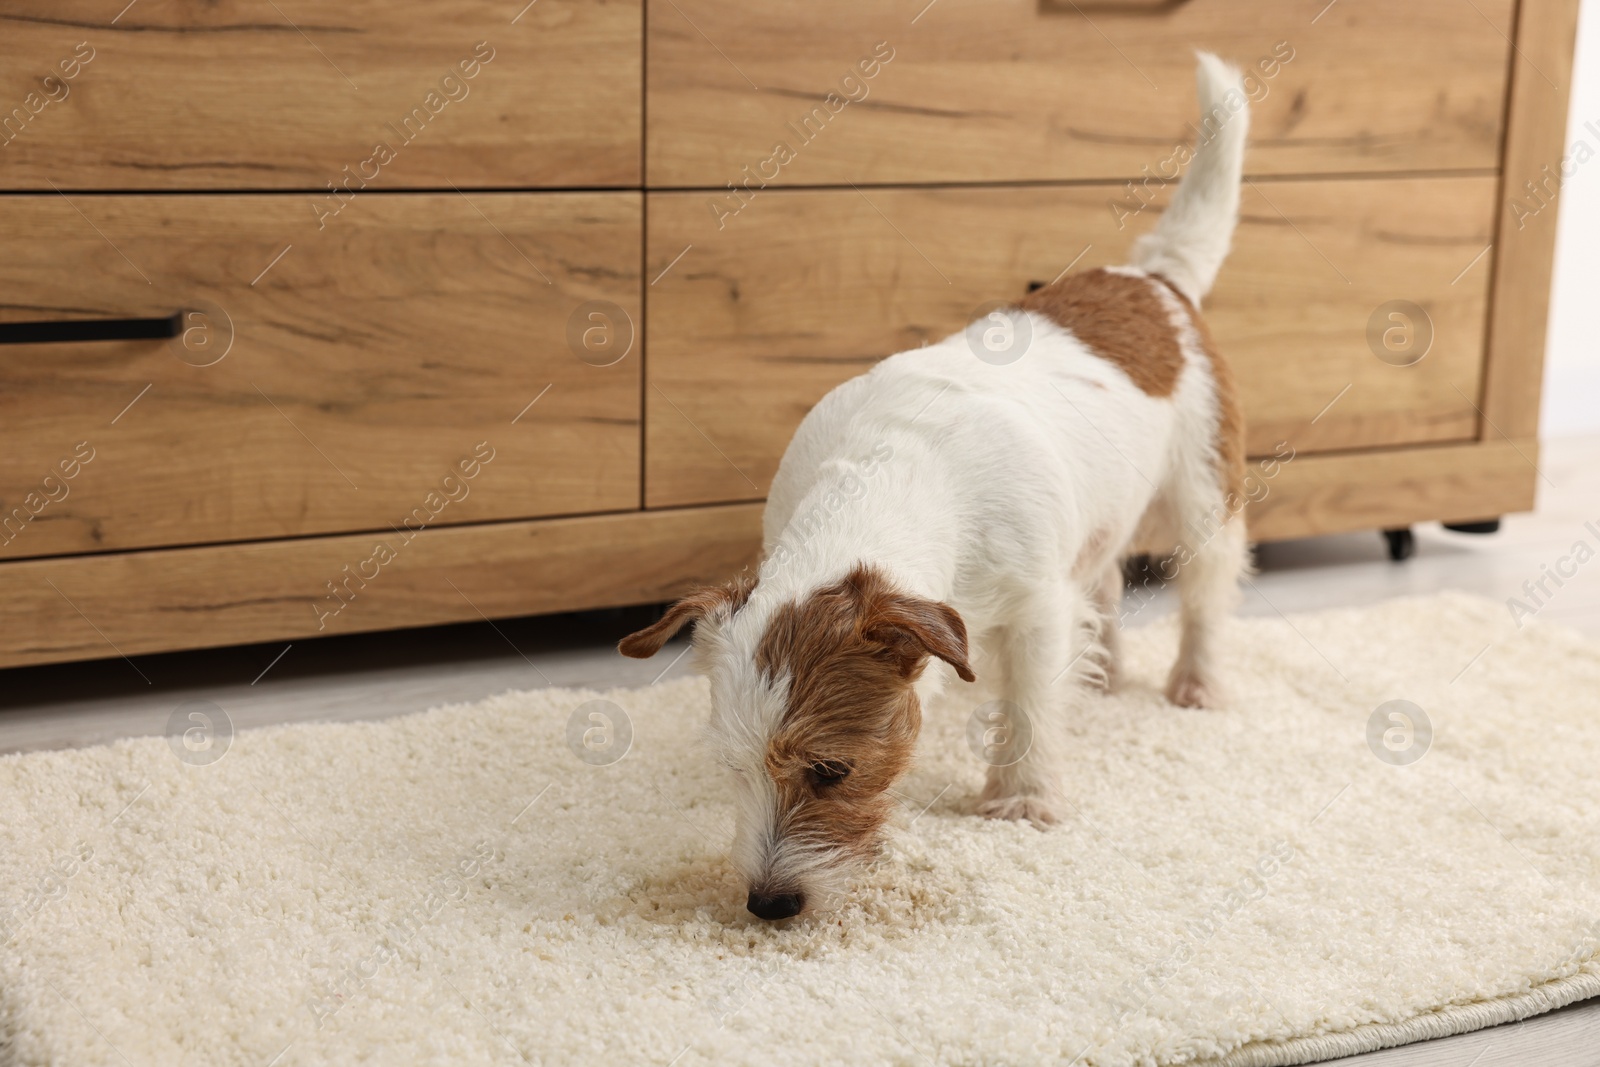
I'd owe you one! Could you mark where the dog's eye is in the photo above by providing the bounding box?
[807,760,852,787]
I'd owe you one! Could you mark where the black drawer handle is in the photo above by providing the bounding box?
[0,311,183,345]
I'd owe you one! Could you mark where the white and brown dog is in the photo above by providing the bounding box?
[621,55,1250,921]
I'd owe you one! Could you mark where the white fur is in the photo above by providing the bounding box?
[699,54,1253,905]
[1132,52,1251,304]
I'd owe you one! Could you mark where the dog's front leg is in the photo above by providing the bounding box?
[1090,563,1124,691]
[975,609,1082,828]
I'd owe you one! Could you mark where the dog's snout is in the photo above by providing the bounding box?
[747,890,805,920]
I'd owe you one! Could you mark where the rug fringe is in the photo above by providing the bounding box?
[1209,968,1600,1067]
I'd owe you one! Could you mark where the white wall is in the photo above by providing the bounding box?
[1543,0,1600,438]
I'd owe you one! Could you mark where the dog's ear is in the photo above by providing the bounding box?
[861,590,976,684]
[618,576,756,659]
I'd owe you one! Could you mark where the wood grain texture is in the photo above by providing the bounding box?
[0,0,1570,674]
[0,434,1541,670]
[0,0,640,188]
[1481,0,1584,440]
[0,192,641,560]
[645,177,1496,508]
[646,0,1513,186]
[6,440,1600,758]
[0,504,764,670]
[1237,439,1538,546]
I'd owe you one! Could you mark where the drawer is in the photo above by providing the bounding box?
[645,176,1494,507]
[0,1,639,189]
[0,192,640,560]
[647,0,1512,186]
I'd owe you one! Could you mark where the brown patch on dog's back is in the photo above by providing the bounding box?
[1151,276,1246,503]
[1021,268,1183,397]
[1022,267,1245,503]
[751,565,972,875]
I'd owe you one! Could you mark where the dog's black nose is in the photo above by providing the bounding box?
[747,890,804,920]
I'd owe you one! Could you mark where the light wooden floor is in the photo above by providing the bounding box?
[2,436,1598,1066]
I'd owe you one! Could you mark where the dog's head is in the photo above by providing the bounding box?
[619,564,973,921]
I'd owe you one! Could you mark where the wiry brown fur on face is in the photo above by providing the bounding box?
[750,564,974,882]
[618,564,972,911]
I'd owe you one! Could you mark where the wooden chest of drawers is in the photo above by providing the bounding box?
[0,0,1579,668]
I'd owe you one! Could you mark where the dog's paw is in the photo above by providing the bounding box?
[1165,670,1220,709]
[976,794,1060,828]
[1093,657,1120,693]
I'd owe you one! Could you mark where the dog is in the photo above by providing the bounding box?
[620,54,1250,921]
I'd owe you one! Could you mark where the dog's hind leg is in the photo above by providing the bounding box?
[1163,502,1247,709]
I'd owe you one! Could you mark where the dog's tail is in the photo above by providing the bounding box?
[1131,52,1249,304]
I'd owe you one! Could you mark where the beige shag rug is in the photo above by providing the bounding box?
[3,593,1600,1066]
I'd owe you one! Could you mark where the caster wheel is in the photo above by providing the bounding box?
[1383,527,1415,561]
[1442,518,1501,535]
